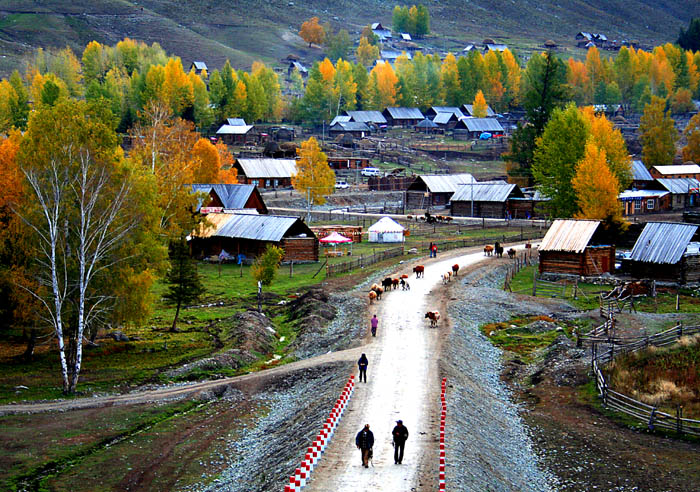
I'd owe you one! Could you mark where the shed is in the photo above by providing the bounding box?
[461,104,497,117]
[330,115,352,126]
[631,160,653,188]
[368,217,405,243]
[649,178,700,210]
[329,121,370,138]
[233,158,297,189]
[190,213,318,262]
[216,124,257,145]
[450,182,524,218]
[190,61,208,75]
[625,222,700,283]
[406,173,475,208]
[382,107,425,127]
[191,183,268,215]
[619,189,671,216]
[649,164,700,180]
[344,110,388,126]
[400,33,412,41]
[288,61,308,78]
[454,117,504,138]
[424,107,466,119]
[538,219,614,276]
[431,112,460,128]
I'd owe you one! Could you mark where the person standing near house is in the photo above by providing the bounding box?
[392,420,409,464]
[370,314,378,337]
[356,424,375,468]
[358,353,369,383]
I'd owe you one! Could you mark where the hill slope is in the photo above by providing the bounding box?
[0,0,698,75]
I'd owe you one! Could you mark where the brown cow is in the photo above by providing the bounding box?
[413,265,425,278]
[369,290,377,304]
[425,311,441,327]
[484,245,494,256]
[442,272,451,284]
[392,278,400,290]
[452,264,459,276]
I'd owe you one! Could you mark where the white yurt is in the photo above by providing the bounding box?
[368,217,405,243]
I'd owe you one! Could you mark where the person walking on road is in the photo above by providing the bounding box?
[392,420,409,464]
[358,353,368,383]
[432,243,438,258]
[429,242,434,258]
[370,314,378,337]
[356,424,375,468]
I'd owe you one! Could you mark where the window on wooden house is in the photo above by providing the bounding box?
[647,199,655,210]
[634,200,641,211]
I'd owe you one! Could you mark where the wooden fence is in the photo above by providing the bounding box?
[325,246,404,276]
[503,250,537,292]
[430,229,544,255]
[591,324,700,437]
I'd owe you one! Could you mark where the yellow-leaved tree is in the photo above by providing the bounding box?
[299,17,325,47]
[293,137,335,205]
[572,142,621,220]
[682,112,700,163]
[368,61,399,109]
[581,107,631,189]
[356,36,380,67]
[472,90,488,118]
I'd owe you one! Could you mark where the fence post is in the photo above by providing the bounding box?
[678,322,683,338]
[532,268,537,296]
[676,405,683,434]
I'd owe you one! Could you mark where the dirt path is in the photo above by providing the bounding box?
[306,249,519,491]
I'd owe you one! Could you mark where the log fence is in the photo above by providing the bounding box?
[325,247,404,276]
[591,323,700,437]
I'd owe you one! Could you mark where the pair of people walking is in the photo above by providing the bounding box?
[355,420,409,467]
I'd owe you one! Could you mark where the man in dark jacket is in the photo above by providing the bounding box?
[392,420,409,464]
[355,424,374,468]
[358,353,368,383]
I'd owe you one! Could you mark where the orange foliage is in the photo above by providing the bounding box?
[0,130,23,211]
[472,90,488,118]
[215,141,238,184]
[573,142,621,220]
[369,62,399,108]
[299,17,325,47]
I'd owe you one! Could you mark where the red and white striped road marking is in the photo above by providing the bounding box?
[285,375,355,491]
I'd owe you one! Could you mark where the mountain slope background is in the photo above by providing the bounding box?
[0,0,698,75]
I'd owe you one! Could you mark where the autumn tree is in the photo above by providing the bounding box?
[581,107,631,189]
[300,17,325,47]
[573,142,622,220]
[293,137,335,206]
[164,237,205,332]
[16,99,161,394]
[252,244,284,287]
[532,104,591,217]
[682,112,700,163]
[472,90,488,118]
[639,96,678,167]
[368,61,399,109]
[440,53,461,106]
[357,36,380,67]
[216,140,238,183]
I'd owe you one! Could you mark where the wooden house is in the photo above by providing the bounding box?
[424,107,465,120]
[233,158,297,189]
[343,110,388,128]
[619,189,671,216]
[329,121,370,138]
[215,124,258,145]
[538,219,615,276]
[191,184,268,215]
[371,23,392,42]
[190,213,318,262]
[405,173,475,208]
[288,61,308,79]
[462,104,496,117]
[190,61,208,76]
[624,222,700,283]
[648,178,700,210]
[450,182,524,218]
[631,160,654,189]
[382,107,424,127]
[649,164,700,180]
[453,118,505,138]
[431,112,461,129]
[327,156,371,170]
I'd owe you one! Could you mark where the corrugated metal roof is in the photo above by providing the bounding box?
[459,117,504,132]
[196,213,311,242]
[485,44,508,51]
[462,104,496,117]
[345,111,387,124]
[539,219,601,253]
[630,222,698,264]
[226,118,247,126]
[631,160,653,181]
[400,33,411,41]
[330,115,352,126]
[385,107,424,120]
[216,124,254,135]
[652,164,700,175]
[381,50,411,60]
[236,159,296,179]
[654,178,700,194]
[419,173,475,193]
[191,184,256,210]
[451,183,521,203]
[192,61,208,70]
[619,189,669,200]
[416,118,438,128]
[330,121,370,132]
[432,112,456,125]
[431,106,465,118]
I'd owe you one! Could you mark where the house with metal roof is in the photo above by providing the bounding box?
[538,219,615,276]
[454,117,505,138]
[484,43,508,53]
[619,189,671,216]
[190,213,318,262]
[226,118,247,126]
[382,107,425,127]
[424,107,466,119]
[431,112,461,128]
[450,183,524,218]
[381,50,411,62]
[329,121,371,138]
[649,164,700,180]
[343,110,388,126]
[233,159,297,189]
[462,104,497,117]
[190,61,208,76]
[649,178,700,210]
[216,124,257,145]
[624,222,700,283]
[330,115,352,127]
[288,60,308,78]
[631,160,653,188]
[191,184,268,215]
[405,173,475,208]
[371,23,392,41]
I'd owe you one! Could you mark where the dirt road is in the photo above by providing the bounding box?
[306,250,514,491]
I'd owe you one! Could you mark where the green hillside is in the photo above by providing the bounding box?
[0,0,698,75]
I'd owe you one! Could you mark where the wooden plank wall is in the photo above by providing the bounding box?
[281,238,319,262]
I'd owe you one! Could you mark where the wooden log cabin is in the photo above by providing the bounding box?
[539,219,615,276]
[405,173,476,209]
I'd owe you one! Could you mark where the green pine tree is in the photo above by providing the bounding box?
[164,238,206,332]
